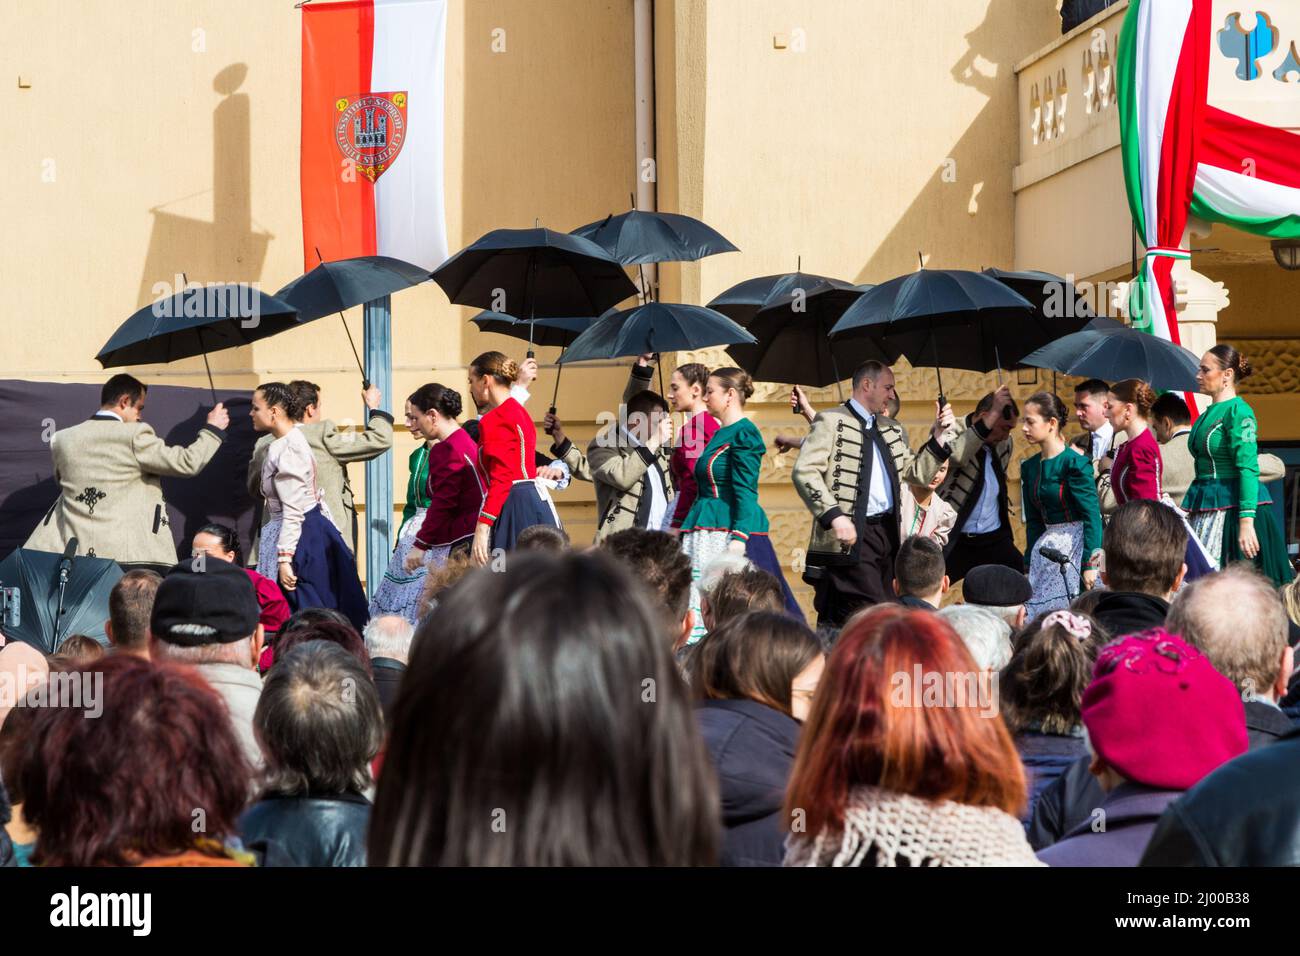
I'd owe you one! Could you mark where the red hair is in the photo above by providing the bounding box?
[785,606,1025,838]
[18,656,252,866]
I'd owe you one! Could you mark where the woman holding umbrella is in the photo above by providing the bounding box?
[251,383,368,631]
[1185,346,1294,586]
[1019,392,1103,617]
[1103,379,1213,580]
[469,351,562,563]
[679,368,803,642]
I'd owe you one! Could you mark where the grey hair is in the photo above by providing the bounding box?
[150,634,253,667]
[978,604,1023,628]
[698,553,752,597]
[363,615,415,662]
[938,605,1013,672]
[254,640,383,797]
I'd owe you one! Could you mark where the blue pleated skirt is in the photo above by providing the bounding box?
[490,480,562,552]
[260,506,369,633]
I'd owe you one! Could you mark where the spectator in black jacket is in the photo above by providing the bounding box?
[1028,561,1295,850]
[1091,500,1186,639]
[690,612,824,866]
[240,641,383,866]
[362,615,414,725]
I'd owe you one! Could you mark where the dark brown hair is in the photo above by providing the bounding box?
[107,569,162,650]
[469,350,520,386]
[704,567,784,630]
[709,367,754,404]
[1000,611,1108,735]
[49,635,105,667]
[689,611,822,719]
[1025,391,1068,432]
[894,536,946,597]
[674,362,710,390]
[1109,379,1157,419]
[408,382,463,420]
[256,381,306,421]
[1208,343,1253,382]
[600,528,693,635]
[1103,499,1187,595]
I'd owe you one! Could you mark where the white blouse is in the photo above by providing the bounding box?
[261,426,324,559]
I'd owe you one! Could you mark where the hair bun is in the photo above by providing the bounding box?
[438,390,463,420]
[1237,353,1253,381]
[501,359,520,383]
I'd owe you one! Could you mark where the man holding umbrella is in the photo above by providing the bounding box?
[792,361,955,628]
[24,374,229,572]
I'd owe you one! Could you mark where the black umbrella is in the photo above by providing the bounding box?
[571,210,738,265]
[1018,323,1201,392]
[710,274,896,391]
[982,267,1096,321]
[432,228,638,355]
[0,547,123,654]
[830,268,1035,404]
[276,252,431,386]
[558,303,756,375]
[97,280,302,400]
[470,312,599,412]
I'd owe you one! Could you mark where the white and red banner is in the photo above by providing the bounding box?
[301,0,448,271]
[1118,0,1300,415]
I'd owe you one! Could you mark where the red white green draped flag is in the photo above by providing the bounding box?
[1118,0,1300,414]
[301,0,448,271]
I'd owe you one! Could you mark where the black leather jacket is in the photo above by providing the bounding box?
[239,792,371,867]
[1141,729,1300,866]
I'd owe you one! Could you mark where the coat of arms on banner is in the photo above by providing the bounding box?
[335,92,408,183]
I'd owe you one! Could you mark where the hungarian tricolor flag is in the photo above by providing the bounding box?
[1118,0,1300,415]
[301,0,448,271]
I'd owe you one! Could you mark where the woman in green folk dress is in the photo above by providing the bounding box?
[1185,344,1294,586]
[1019,392,1103,618]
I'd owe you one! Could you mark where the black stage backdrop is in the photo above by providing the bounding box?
[0,380,258,562]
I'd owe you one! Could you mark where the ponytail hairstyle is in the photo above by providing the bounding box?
[674,362,710,391]
[469,351,520,387]
[195,522,243,566]
[1208,343,1253,383]
[1024,391,1068,434]
[709,367,755,407]
[408,383,464,421]
[1109,378,1157,419]
[257,381,305,422]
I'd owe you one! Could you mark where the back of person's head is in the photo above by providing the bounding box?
[1068,588,1107,617]
[974,389,1019,420]
[255,641,382,798]
[370,552,719,865]
[280,606,351,635]
[937,604,1013,672]
[600,528,693,645]
[702,567,783,631]
[689,612,822,720]
[274,620,370,678]
[1109,378,1157,419]
[107,569,163,653]
[50,635,105,668]
[1082,629,1247,790]
[1283,579,1300,630]
[626,389,670,419]
[894,536,947,599]
[1000,610,1108,735]
[362,615,415,663]
[1151,391,1192,432]
[1166,565,1290,699]
[1102,499,1187,596]
[961,565,1031,629]
[148,558,261,667]
[288,379,321,413]
[514,524,570,552]
[18,655,251,866]
[851,360,887,391]
[100,373,146,408]
[709,367,754,406]
[257,381,307,422]
[786,605,1025,841]
[418,549,475,617]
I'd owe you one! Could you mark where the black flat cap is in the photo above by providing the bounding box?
[963,565,1033,607]
[151,556,261,646]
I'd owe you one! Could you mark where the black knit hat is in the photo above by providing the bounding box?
[150,555,261,645]
[963,565,1033,607]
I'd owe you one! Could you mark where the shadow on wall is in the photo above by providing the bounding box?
[854,0,1049,284]
[134,64,273,359]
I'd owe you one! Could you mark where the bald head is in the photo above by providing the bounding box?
[1167,566,1291,701]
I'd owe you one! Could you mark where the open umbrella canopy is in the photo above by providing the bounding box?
[558,302,756,364]
[274,255,431,322]
[982,267,1096,321]
[709,271,864,327]
[571,210,738,265]
[470,312,597,348]
[0,548,123,654]
[97,284,302,367]
[431,228,638,318]
[1018,323,1201,392]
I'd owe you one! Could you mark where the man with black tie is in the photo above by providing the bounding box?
[792,361,953,629]
[922,386,1022,583]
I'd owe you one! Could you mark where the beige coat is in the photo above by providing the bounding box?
[898,484,958,547]
[248,411,393,553]
[558,431,675,542]
[791,404,944,567]
[25,414,224,566]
